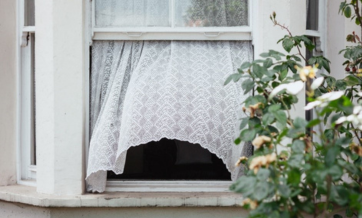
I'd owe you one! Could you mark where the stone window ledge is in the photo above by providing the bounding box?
[0,185,243,208]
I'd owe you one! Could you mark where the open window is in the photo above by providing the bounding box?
[87,0,254,193]
[18,0,37,185]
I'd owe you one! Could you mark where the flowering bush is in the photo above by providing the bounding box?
[228,6,362,218]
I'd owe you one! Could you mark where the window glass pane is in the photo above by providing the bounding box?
[95,0,170,27]
[174,0,248,27]
[306,0,319,30]
[24,0,35,26]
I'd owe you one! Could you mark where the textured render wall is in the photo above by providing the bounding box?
[0,201,247,218]
[0,0,17,186]
[0,201,50,218]
[50,207,247,218]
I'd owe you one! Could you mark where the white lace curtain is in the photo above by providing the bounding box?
[86,40,253,192]
[95,0,248,27]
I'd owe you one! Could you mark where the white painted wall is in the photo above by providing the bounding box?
[327,1,360,80]
[0,0,17,186]
[254,0,306,120]
[35,0,86,195]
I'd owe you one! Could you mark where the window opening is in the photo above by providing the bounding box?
[107,139,231,181]
[24,0,35,26]
[306,0,319,31]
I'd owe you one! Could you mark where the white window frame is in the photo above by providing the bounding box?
[91,0,253,41]
[305,0,326,55]
[16,0,37,186]
[88,0,256,192]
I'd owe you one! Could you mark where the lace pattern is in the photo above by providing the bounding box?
[87,41,253,192]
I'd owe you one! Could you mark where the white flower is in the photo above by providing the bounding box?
[318,91,344,101]
[269,81,304,99]
[336,116,347,124]
[304,100,322,110]
[304,91,344,110]
[311,77,324,90]
[354,105,362,114]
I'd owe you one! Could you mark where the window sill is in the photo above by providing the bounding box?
[0,185,243,208]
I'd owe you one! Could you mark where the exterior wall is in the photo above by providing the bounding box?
[0,0,17,186]
[0,0,357,217]
[327,1,360,80]
[0,200,247,218]
[254,0,306,119]
[0,201,50,218]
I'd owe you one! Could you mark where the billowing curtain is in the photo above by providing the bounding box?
[86,41,253,192]
[95,0,248,28]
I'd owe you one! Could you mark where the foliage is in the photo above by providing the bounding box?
[227,5,362,218]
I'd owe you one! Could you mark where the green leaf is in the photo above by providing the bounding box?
[339,2,347,13]
[234,138,241,145]
[277,129,288,143]
[239,117,249,130]
[231,176,256,196]
[253,64,264,78]
[240,129,256,141]
[256,168,270,181]
[244,96,267,107]
[262,114,274,126]
[293,117,308,129]
[273,111,287,124]
[325,146,339,167]
[288,154,304,168]
[278,184,291,198]
[248,117,261,128]
[254,182,269,201]
[241,79,255,94]
[279,69,288,81]
[344,75,360,86]
[224,73,242,85]
[239,62,251,70]
[282,37,294,53]
[291,140,305,153]
[307,119,321,128]
[287,169,301,186]
[344,6,352,18]
[335,80,347,90]
[328,165,343,181]
[346,208,354,217]
[268,104,281,113]
[267,125,279,134]
[263,58,273,68]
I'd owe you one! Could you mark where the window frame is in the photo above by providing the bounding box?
[16,0,37,186]
[88,0,256,192]
[91,0,253,41]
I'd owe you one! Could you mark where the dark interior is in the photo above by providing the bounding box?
[107,138,231,180]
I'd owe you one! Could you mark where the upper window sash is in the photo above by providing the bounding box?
[305,0,325,37]
[92,0,252,40]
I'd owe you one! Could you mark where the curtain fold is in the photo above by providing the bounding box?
[87,41,253,192]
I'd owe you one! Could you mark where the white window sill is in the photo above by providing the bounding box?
[0,185,243,208]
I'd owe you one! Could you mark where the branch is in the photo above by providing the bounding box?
[274,23,307,63]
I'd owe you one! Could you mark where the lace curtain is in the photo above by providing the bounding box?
[95,0,248,27]
[87,41,253,192]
